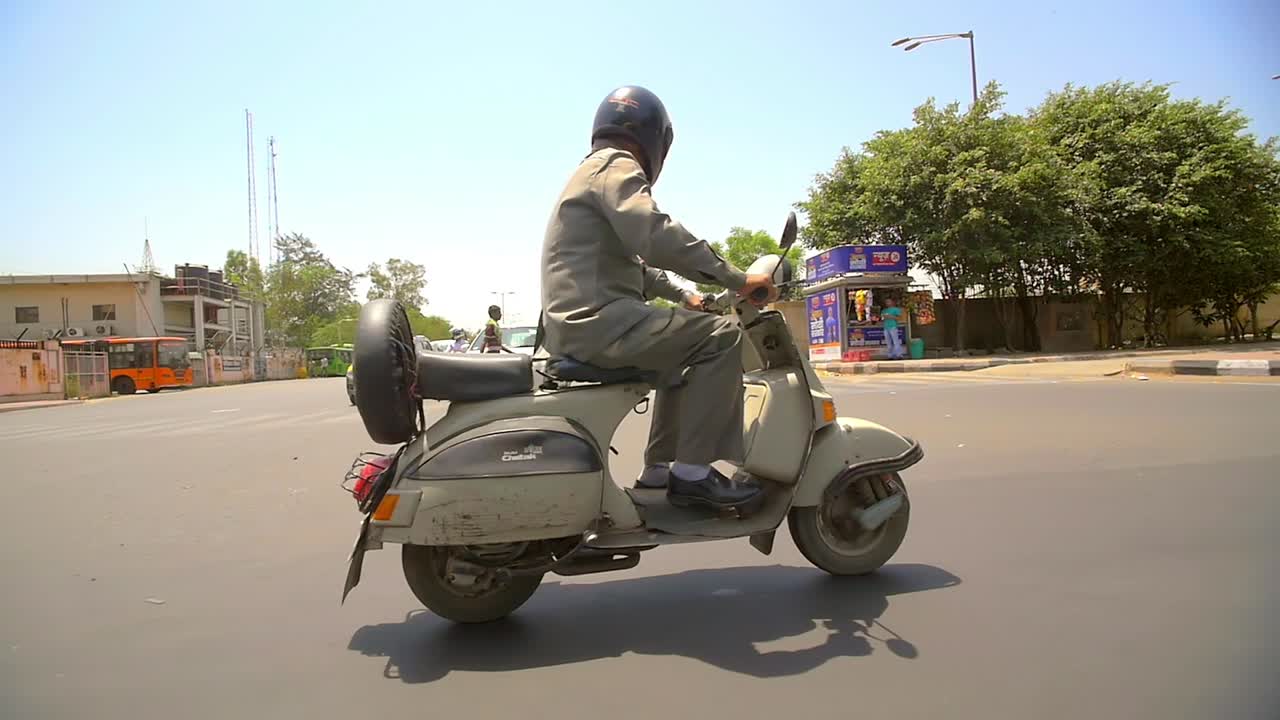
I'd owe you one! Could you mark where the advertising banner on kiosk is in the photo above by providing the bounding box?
[848,325,905,348]
[806,244,909,282]
[807,289,842,362]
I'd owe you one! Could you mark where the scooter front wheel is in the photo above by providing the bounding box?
[788,472,909,576]
[401,544,543,624]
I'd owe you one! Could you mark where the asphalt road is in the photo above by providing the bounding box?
[2,373,1278,720]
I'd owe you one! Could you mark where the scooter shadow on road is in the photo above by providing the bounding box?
[347,562,960,683]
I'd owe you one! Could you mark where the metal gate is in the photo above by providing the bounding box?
[63,351,110,399]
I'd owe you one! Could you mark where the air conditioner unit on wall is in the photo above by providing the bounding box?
[65,327,86,338]
[94,324,113,336]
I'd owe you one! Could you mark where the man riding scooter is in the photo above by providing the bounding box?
[540,85,779,511]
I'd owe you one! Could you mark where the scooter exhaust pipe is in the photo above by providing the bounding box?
[855,493,905,531]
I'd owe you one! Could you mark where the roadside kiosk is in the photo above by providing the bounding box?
[803,244,913,362]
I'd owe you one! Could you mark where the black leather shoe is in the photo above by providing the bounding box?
[634,464,670,489]
[668,468,762,510]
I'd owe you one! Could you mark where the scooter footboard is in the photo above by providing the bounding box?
[792,417,924,507]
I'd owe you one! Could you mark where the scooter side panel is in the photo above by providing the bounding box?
[403,384,648,539]
[396,472,603,545]
[741,371,813,484]
[424,384,648,453]
[792,417,920,506]
[407,417,601,478]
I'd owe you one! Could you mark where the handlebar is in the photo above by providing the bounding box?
[699,210,799,311]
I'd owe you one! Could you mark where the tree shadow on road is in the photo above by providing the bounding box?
[347,563,960,683]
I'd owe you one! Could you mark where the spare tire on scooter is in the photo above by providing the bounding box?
[354,299,419,445]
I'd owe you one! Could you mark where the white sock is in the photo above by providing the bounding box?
[671,462,711,482]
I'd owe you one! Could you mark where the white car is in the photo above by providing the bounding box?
[466,325,547,374]
[466,325,538,355]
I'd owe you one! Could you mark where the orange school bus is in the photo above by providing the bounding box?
[63,336,194,395]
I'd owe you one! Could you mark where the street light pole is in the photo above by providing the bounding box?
[490,291,515,317]
[966,31,978,106]
[892,31,979,107]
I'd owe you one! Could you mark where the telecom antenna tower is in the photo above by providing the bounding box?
[245,109,261,264]
[137,217,157,274]
[266,136,280,265]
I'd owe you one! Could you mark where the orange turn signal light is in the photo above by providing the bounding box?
[822,400,837,423]
[372,494,400,522]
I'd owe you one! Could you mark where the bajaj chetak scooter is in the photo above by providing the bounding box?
[342,213,923,623]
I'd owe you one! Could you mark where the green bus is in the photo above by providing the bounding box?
[305,345,354,377]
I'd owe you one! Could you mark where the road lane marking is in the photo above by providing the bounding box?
[150,413,293,436]
[0,418,179,442]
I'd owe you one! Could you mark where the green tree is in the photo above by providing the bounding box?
[801,79,1279,350]
[799,83,1058,350]
[1187,140,1280,341]
[367,258,427,311]
[407,308,453,340]
[1033,81,1277,346]
[308,305,454,346]
[308,305,360,346]
[961,111,1084,350]
[223,250,265,299]
[266,233,358,346]
[696,227,805,298]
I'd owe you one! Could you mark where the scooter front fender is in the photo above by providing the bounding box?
[792,417,924,507]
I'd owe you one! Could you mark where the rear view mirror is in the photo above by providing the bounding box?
[779,212,798,253]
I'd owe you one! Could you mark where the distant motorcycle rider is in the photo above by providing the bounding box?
[448,328,469,353]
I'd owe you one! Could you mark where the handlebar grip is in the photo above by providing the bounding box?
[749,286,769,303]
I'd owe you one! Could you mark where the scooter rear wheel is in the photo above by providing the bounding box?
[788,472,909,576]
[401,544,543,624]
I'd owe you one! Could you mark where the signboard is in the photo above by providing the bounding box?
[806,248,852,284]
[806,244,909,282]
[848,326,905,348]
[850,245,908,273]
[807,289,842,362]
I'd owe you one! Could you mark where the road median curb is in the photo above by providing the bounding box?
[816,346,1280,376]
[1125,359,1280,377]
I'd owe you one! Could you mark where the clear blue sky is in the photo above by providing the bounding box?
[3,0,1278,328]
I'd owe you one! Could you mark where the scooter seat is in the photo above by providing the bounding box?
[546,356,657,385]
[417,352,533,402]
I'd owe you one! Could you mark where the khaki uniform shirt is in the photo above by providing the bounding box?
[540,148,747,360]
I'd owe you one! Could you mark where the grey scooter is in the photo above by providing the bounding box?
[342,213,923,623]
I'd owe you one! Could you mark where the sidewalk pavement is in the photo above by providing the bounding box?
[815,342,1280,376]
[0,398,84,414]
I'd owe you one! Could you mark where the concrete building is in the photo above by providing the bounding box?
[0,266,263,352]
